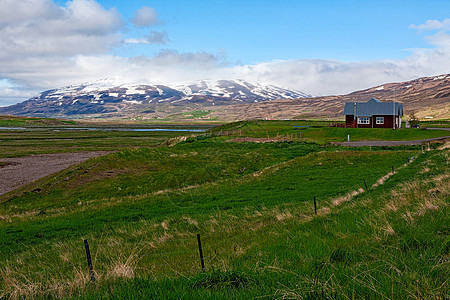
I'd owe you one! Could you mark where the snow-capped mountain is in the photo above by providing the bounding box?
[0,79,310,118]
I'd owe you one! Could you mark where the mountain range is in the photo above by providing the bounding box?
[0,79,310,119]
[0,74,449,120]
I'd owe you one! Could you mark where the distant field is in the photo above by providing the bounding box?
[0,125,213,158]
[0,115,77,126]
[421,119,450,128]
[2,119,447,158]
[0,119,448,299]
[211,120,450,143]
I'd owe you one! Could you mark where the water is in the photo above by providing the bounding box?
[0,127,208,132]
[56,128,208,132]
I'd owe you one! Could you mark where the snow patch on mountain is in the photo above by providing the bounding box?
[0,79,311,117]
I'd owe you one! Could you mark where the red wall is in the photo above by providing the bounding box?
[378,115,395,129]
[345,115,355,127]
[345,115,398,128]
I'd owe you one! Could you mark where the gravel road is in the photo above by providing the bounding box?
[0,152,112,196]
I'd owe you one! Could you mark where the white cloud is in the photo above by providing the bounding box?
[0,79,40,107]
[226,52,450,96]
[410,18,450,31]
[0,0,122,58]
[0,0,59,27]
[124,31,169,45]
[132,6,158,27]
[2,13,450,107]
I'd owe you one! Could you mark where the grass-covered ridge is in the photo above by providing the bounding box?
[0,120,448,299]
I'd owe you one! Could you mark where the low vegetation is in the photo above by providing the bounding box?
[0,123,212,158]
[0,115,77,127]
[0,120,448,299]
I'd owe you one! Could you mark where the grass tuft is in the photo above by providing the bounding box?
[192,269,253,291]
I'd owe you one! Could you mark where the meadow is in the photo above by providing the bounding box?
[0,119,448,299]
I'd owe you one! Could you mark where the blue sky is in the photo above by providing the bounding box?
[1,0,450,106]
[100,0,449,62]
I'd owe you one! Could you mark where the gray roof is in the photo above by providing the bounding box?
[344,98,403,117]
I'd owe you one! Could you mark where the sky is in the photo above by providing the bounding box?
[1,0,450,106]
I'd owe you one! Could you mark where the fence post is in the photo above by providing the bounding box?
[84,239,95,282]
[197,234,205,272]
[314,196,317,215]
[364,180,368,191]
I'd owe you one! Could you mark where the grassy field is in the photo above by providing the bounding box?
[0,115,77,127]
[0,124,214,158]
[210,120,450,143]
[0,120,448,299]
[0,129,184,158]
[420,119,450,128]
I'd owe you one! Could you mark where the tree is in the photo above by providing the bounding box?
[409,112,419,128]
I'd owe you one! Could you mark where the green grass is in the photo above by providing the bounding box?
[0,115,77,127]
[0,120,448,299]
[76,148,447,299]
[182,110,212,119]
[420,119,450,128]
[0,128,202,158]
[209,120,450,144]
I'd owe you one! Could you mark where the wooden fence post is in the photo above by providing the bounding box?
[314,196,317,215]
[84,239,95,282]
[197,234,205,272]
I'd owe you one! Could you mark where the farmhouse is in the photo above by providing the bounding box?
[343,98,403,129]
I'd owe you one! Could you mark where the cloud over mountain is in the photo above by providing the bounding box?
[1,1,450,107]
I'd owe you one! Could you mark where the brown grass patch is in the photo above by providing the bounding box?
[275,209,293,221]
[109,255,137,279]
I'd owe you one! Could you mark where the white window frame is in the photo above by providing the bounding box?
[358,117,370,124]
[376,117,384,124]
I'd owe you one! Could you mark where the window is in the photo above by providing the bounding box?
[358,117,370,124]
[376,117,384,124]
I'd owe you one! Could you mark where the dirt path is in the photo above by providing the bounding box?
[0,152,112,196]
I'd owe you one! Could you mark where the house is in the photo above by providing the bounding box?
[343,98,403,129]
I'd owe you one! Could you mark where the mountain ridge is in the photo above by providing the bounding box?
[0,79,310,118]
[0,74,449,120]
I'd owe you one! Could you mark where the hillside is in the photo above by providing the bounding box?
[0,121,448,299]
[209,73,450,121]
